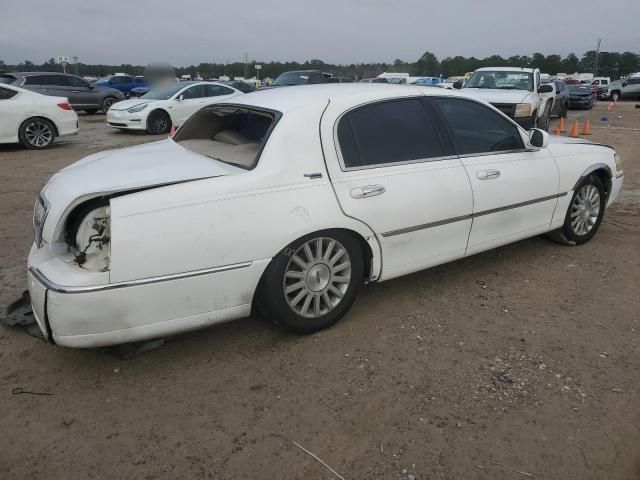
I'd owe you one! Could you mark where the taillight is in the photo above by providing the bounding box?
[57,102,72,110]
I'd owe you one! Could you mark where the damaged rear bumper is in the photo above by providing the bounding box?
[27,254,269,348]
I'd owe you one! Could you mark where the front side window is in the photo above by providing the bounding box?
[432,97,524,155]
[205,85,234,97]
[337,98,445,168]
[465,70,534,92]
[0,87,18,100]
[67,76,88,88]
[180,85,205,99]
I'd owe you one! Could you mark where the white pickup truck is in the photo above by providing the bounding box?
[454,67,555,131]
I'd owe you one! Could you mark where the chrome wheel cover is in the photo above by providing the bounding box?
[571,184,601,235]
[283,237,352,318]
[24,121,53,147]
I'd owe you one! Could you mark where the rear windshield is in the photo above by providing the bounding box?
[568,85,591,93]
[174,105,279,170]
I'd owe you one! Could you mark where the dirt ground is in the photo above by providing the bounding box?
[1,102,639,480]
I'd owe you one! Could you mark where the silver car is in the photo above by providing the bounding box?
[609,76,640,101]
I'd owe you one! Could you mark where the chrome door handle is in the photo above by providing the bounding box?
[477,169,501,180]
[350,185,386,199]
[72,90,80,93]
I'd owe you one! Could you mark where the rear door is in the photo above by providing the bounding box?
[321,96,473,280]
[203,84,239,106]
[430,96,560,255]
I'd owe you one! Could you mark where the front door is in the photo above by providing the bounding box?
[321,96,474,280]
[430,96,560,255]
[170,84,207,125]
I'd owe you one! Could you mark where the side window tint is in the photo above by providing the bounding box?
[0,87,18,100]
[337,98,445,168]
[181,85,205,99]
[432,98,524,155]
[67,76,88,87]
[24,76,43,85]
[205,85,234,97]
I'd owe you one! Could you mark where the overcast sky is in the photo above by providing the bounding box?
[2,0,639,66]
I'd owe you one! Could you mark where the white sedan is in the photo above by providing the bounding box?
[106,81,244,134]
[0,84,78,149]
[27,84,624,348]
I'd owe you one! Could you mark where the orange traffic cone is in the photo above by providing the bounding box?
[569,120,579,138]
[607,102,614,111]
[558,116,566,133]
[169,123,176,137]
[553,126,561,135]
[581,118,592,135]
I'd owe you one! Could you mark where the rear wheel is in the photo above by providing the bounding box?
[259,231,364,334]
[610,90,621,101]
[547,175,605,245]
[19,118,55,149]
[146,110,172,134]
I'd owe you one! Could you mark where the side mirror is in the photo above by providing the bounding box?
[453,81,462,89]
[177,94,184,101]
[538,84,553,93]
[622,82,628,87]
[88,84,94,90]
[529,128,549,148]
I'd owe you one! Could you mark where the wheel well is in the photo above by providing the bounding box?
[590,168,612,199]
[20,116,58,137]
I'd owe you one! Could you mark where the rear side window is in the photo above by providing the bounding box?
[432,97,524,155]
[0,74,17,84]
[174,105,278,170]
[0,87,18,99]
[205,85,234,97]
[337,98,445,168]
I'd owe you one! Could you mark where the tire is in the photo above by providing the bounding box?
[146,109,171,134]
[610,91,621,101]
[18,117,56,150]
[560,102,568,118]
[258,230,364,334]
[538,103,551,131]
[84,109,98,114]
[547,174,606,246]
[101,97,117,113]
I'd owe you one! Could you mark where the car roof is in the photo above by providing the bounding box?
[8,71,76,76]
[228,83,461,113]
[475,67,535,73]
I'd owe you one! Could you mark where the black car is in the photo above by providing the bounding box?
[0,72,125,113]
[549,80,569,117]
[567,84,595,110]
[221,80,256,93]
[326,77,354,83]
[271,70,332,86]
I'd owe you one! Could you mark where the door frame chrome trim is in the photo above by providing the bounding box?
[28,261,253,294]
[381,192,568,238]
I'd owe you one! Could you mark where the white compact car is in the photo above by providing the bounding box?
[28,85,624,348]
[106,81,244,134]
[0,84,78,149]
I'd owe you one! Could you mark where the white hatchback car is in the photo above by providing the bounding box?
[106,81,244,134]
[0,84,78,149]
[28,85,624,348]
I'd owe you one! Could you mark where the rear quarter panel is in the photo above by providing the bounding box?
[107,106,377,283]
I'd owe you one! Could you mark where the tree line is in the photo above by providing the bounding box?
[2,51,639,81]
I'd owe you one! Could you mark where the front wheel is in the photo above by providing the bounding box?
[146,110,171,134]
[258,231,364,334]
[538,104,551,131]
[101,97,117,113]
[19,118,55,149]
[560,102,568,118]
[610,91,621,101]
[547,175,606,245]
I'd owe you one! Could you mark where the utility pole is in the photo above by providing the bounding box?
[244,52,248,79]
[72,56,79,75]
[593,38,602,76]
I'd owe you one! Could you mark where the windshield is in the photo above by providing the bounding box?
[141,83,182,100]
[567,85,591,94]
[97,75,113,83]
[273,72,310,86]
[465,71,533,91]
